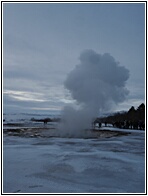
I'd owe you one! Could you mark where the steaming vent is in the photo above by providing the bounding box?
[58,49,129,138]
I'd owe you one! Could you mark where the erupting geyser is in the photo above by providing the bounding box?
[59,49,130,137]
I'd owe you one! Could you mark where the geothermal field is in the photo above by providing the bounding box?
[3,1,146,193]
[3,114,145,194]
[3,50,145,193]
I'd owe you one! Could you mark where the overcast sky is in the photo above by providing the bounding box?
[3,2,145,114]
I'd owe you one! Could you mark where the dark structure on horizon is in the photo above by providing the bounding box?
[94,103,145,130]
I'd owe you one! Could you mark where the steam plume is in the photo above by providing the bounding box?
[59,49,129,136]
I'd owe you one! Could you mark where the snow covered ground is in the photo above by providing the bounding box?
[3,129,145,193]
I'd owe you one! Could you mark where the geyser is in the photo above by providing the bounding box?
[59,49,130,137]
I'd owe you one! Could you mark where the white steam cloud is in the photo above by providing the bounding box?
[59,49,129,137]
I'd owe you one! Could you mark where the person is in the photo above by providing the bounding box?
[43,119,48,124]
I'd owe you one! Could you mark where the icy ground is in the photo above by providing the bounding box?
[3,129,145,193]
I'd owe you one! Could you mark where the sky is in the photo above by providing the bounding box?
[3,2,145,115]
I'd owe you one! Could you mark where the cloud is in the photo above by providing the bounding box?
[3,90,46,102]
[3,4,144,115]
[3,86,74,114]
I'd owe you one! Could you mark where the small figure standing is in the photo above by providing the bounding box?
[105,122,107,127]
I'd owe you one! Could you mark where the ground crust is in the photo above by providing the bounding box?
[3,125,130,138]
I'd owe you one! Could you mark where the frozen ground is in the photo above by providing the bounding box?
[3,129,145,193]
